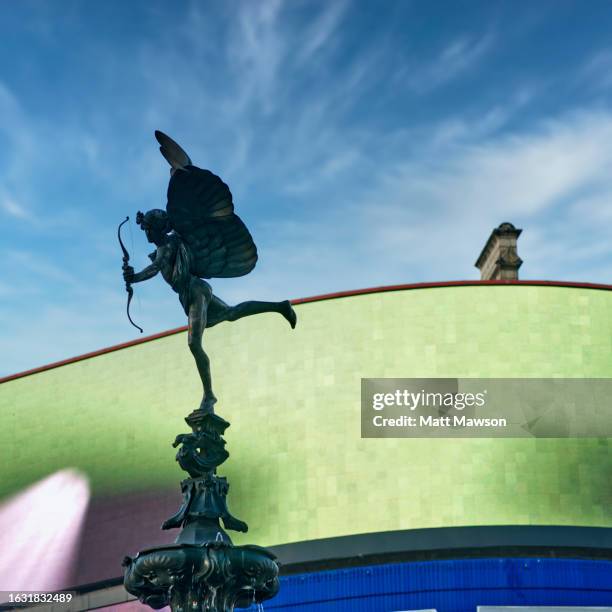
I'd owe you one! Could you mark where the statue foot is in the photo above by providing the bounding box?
[281,300,297,329]
[199,395,217,415]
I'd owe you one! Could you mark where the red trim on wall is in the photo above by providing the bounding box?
[0,326,189,384]
[290,279,612,304]
[2,279,612,384]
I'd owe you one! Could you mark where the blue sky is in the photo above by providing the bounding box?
[2,0,612,376]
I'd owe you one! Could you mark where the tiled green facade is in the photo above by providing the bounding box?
[2,285,612,546]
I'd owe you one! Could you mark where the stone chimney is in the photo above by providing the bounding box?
[475,222,523,280]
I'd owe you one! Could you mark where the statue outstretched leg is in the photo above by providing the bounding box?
[207,297,297,329]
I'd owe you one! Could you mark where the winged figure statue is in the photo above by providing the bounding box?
[123,131,297,414]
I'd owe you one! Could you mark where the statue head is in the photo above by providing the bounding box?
[136,209,171,245]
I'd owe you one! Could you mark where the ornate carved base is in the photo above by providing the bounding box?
[123,408,278,610]
[123,542,279,612]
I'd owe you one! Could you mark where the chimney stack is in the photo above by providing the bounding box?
[475,222,523,280]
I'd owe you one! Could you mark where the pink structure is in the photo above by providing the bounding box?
[0,469,90,592]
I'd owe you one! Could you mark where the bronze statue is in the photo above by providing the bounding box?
[121,132,286,610]
[122,131,296,414]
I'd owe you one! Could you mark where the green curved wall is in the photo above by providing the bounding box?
[2,285,612,546]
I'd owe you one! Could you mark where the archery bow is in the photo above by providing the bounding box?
[117,216,144,334]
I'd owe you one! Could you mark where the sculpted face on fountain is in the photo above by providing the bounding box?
[123,544,278,611]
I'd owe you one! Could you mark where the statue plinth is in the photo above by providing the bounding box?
[123,410,279,611]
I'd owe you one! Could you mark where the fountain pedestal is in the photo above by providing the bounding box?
[123,410,280,611]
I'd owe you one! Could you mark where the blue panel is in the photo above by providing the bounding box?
[257,558,612,612]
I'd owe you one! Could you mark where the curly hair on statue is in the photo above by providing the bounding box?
[136,209,171,233]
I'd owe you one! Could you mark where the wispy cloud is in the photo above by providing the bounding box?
[296,0,348,63]
[396,32,495,94]
[247,108,612,293]
[5,250,80,286]
[2,1,612,376]
[229,0,286,115]
[0,193,31,220]
[580,48,612,91]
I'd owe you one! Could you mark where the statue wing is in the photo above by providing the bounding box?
[155,130,192,171]
[165,164,258,279]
